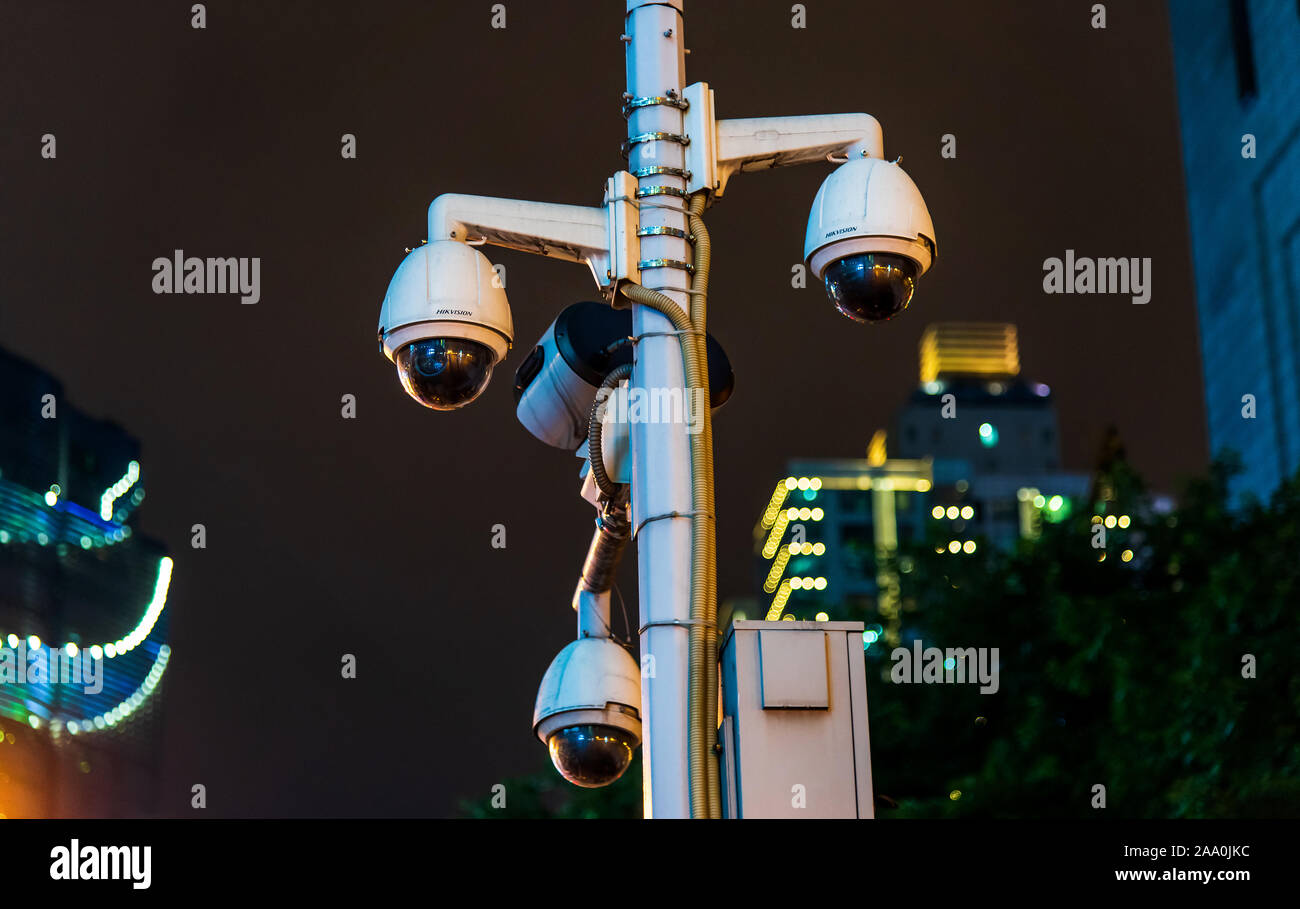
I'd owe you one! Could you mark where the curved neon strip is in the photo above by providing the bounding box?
[92,556,172,660]
[62,644,171,735]
[0,556,172,661]
[99,460,140,521]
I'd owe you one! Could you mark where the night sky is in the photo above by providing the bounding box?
[0,0,1205,815]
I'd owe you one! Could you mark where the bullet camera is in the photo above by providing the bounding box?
[804,157,937,323]
[533,636,642,788]
[378,240,514,410]
[514,300,736,449]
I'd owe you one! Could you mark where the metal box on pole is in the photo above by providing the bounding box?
[719,620,874,818]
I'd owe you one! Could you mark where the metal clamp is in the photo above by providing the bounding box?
[638,257,695,273]
[631,165,692,180]
[623,95,690,118]
[637,225,691,240]
[621,131,690,158]
[636,185,690,200]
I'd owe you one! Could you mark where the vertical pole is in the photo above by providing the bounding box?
[624,0,691,818]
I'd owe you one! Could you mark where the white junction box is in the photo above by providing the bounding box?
[719,621,874,818]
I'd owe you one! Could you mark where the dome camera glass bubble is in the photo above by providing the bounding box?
[546,723,636,788]
[394,338,494,410]
[823,252,917,323]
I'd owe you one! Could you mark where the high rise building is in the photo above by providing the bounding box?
[750,324,1090,644]
[1169,0,1300,500]
[0,348,173,817]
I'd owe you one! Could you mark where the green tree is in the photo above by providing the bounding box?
[869,456,1300,818]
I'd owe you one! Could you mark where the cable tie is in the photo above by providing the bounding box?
[631,328,705,345]
[632,509,714,540]
[638,618,716,634]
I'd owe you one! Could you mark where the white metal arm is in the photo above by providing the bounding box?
[684,82,884,197]
[428,192,617,292]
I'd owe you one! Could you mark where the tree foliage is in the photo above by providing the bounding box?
[870,456,1300,817]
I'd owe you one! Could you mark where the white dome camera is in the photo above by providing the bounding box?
[804,157,937,323]
[533,636,642,788]
[377,240,514,410]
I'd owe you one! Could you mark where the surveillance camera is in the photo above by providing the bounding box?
[514,300,737,449]
[804,157,937,323]
[533,636,642,788]
[377,240,514,410]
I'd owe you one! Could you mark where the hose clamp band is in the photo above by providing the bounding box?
[632,165,691,180]
[636,185,690,200]
[621,131,690,158]
[637,225,692,240]
[638,257,695,273]
[623,95,690,118]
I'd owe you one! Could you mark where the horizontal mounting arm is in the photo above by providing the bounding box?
[684,82,885,198]
[428,193,616,291]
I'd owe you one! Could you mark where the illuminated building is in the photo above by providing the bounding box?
[901,323,1062,475]
[752,323,1089,640]
[0,348,173,817]
[1169,2,1300,501]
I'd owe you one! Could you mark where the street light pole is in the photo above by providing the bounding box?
[375,0,937,821]
[623,0,694,820]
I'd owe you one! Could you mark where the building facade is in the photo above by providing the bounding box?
[1169,0,1300,500]
[750,324,1090,644]
[0,348,173,817]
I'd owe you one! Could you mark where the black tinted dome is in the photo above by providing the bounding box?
[395,338,495,410]
[823,252,917,323]
[546,722,636,788]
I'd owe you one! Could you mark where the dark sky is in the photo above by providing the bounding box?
[0,0,1205,816]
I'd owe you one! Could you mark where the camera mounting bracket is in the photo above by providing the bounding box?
[683,81,885,199]
[427,180,642,301]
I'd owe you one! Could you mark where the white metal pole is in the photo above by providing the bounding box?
[624,0,692,819]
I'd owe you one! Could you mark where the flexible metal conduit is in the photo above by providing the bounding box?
[578,499,632,597]
[588,364,634,501]
[619,189,720,817]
